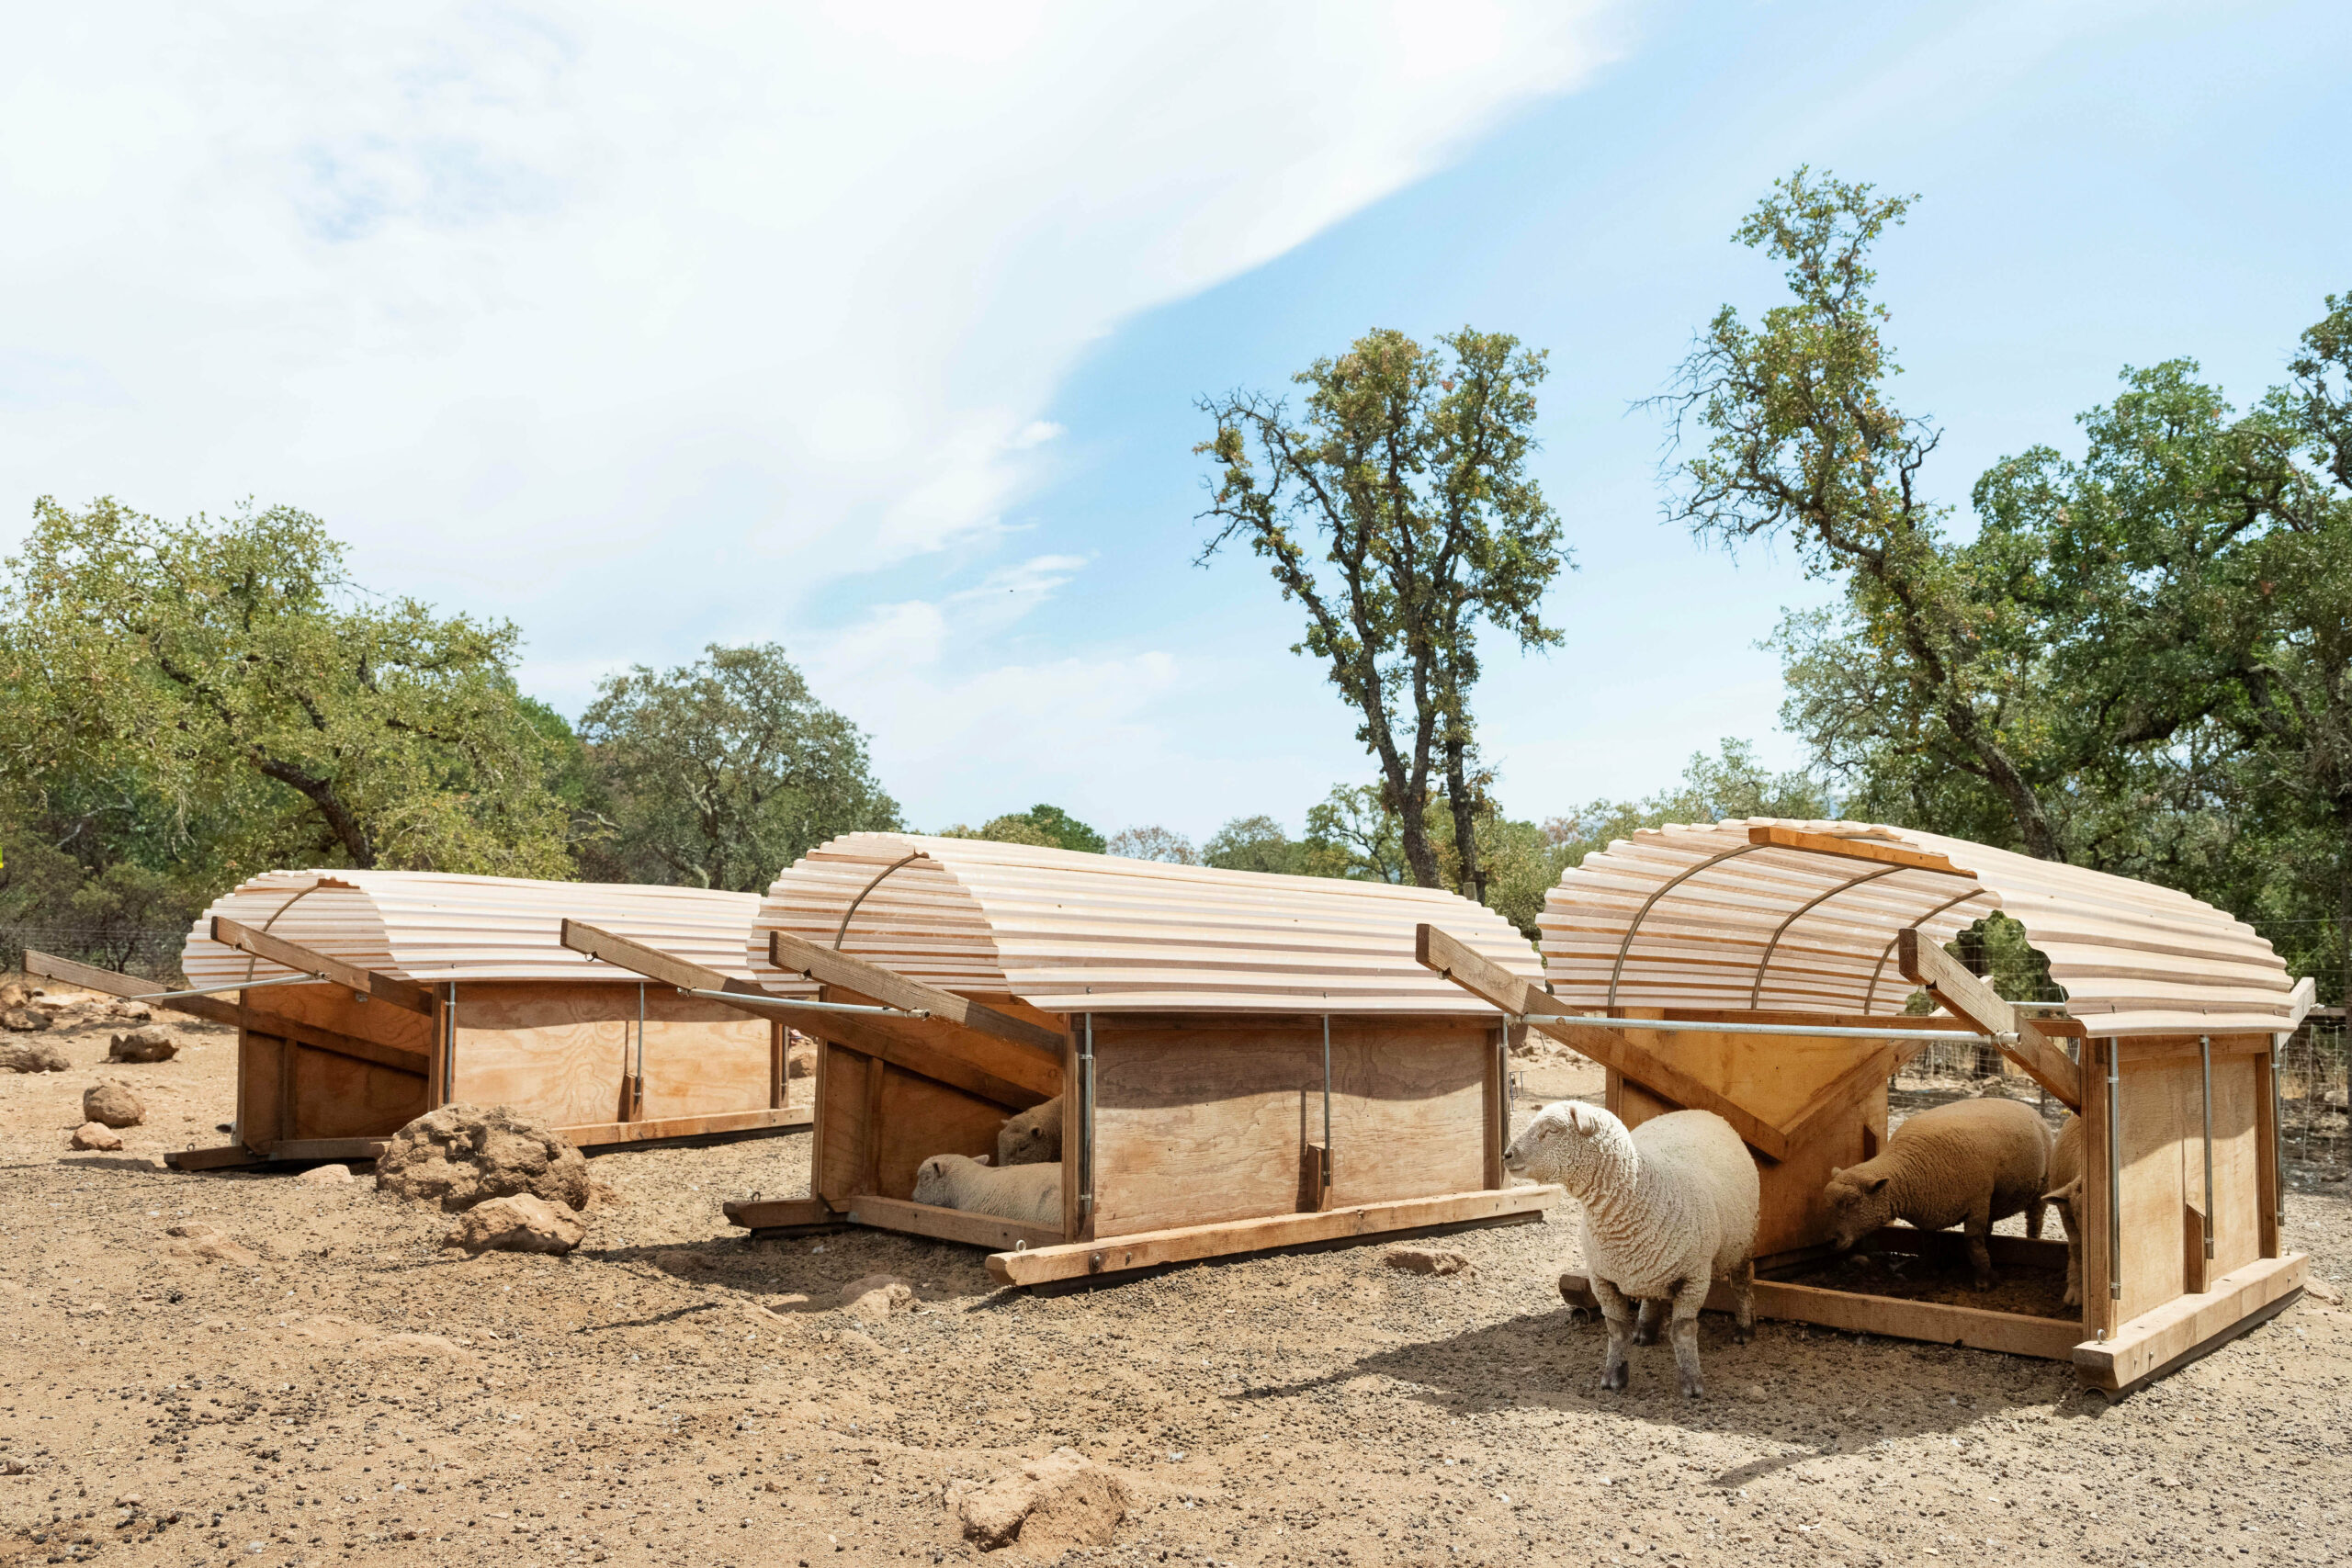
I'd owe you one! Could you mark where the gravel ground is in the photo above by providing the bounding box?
[3,996,2349,1567]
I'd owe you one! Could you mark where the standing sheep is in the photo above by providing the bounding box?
[1821,1097,2052,1289]
[997,1096,1062,1167]
[1506,1102,1759,1399]
[910,1153,1062,1228]
[2041,1113,2085,1306]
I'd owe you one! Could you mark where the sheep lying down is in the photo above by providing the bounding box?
[1823,1096,2052,1289]
[1506,1101,1759,1400]
[910,1153,1062,1228]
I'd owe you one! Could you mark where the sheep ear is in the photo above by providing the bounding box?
[1828,1166,1844,1181]
[975,1154,991,1166]
[1864,1175,1891,1195]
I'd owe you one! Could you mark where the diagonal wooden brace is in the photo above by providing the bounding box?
[1416,924,1791,1163]
[768,931,1066,1063]
[1897,930,2082,1110]
[27,948,242,1028]
[210,917,435,1017]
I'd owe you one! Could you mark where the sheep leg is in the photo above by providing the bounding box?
[2057,1199,2082,1308]
[1668,1275,1711,1400]
[1589,1275,1635,1392]
[1965,1195,1997,1290]
[1728,1257,1755,1345]
[1632,1297,1667,1347]
[2027,1193,2047,1241]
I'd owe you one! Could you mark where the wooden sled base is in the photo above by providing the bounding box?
[1557,1236,2308,1394]
[724,1185,1561,1286]
[164,1106,812,1171]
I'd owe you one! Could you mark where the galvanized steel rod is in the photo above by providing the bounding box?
[2107,1037,2122,1303]
[130,973,322,1002]
[675,987,927,1019]
[2272,1034,2288,1229]
[1080,1013,1096,1222]
[1509,1011,2011,1045]
[2199,1034,2216,1261]
[1320,1013,1332,1189]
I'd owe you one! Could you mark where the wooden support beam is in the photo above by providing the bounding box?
[820,1019,1051,1112]
[558,1106,809,1148]
[1415,924,1791,1162]
[1558,1270,2084,1361]
[266,1138,389,1162]
[843,1194,1064,1253]
[163,1145,266,1171]
[210,918,435,1017]
[559,919,765,1003]
[1778,1038,1927,1153]
[1897,929,2082,1108]
[986,1184,1558,1286]
[242,1014,430,1077]
[724,1196,844,1231]
[25,949,242,1028]
[768,931,1066,1061]
[1745,823,1973,876]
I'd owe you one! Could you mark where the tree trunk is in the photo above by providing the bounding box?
[1944,700,2064,862]
[1443,733,1482,904]
[254,755,374,867]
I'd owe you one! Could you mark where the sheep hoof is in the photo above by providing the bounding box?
[1732,1324,1753,1346]
[1600,1363,1629,1393]
[1632,1325,1658,1348]
[1972,1274,1996,1292]
[1680,1379,1703,1400]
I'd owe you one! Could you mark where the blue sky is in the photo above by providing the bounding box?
[5,1,2346,844]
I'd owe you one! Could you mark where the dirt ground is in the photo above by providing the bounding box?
[4,994,2350,1568]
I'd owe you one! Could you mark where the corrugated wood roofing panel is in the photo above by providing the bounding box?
[747,831,1541,1015]
[182,871,763,985]
[1539,818,2295,1037]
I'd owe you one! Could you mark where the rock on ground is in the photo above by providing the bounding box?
[68,1121,122,1151]
[107,1025,179,1063]
[444,1193,586,1256]
[0,1039,69,1073]
[297,1162,355,1185]
[952,1448,1129,1552]
[839,1273,913,1322]
[375,1103,591,1213]
[0,982,30,1010]
[1,1007,52,1033]
[164,1222,258,1266]
[786,1032,818,1079]
[83,1079,144,1128]
[1385,1247,1476,1277]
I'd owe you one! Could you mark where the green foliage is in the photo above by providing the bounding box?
[1542,739,1833,872]
[579,643,900,891]
[939,805,1103,854]
[1105,825,1199,864]
[1203,815,1310,876]
[1198,326,1571,892]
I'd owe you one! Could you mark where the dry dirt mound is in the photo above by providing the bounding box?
[953,1447,1130,1552]
[375,1102,591,1213]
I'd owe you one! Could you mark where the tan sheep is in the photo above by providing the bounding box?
[2041,1113,2086,1306]
[1822,1097,2051,1289]
[997,1096,1062,1167]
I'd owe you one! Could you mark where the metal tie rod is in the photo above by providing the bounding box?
[676,987,927,1020]
[1510,1012,2010,1044]
[129,973,323,1003]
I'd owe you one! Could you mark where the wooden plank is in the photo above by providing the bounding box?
[560,1106,811,1147]
[986,1184,1558,1286]
[211,917,435,1016]
[1746,823,1973,877]
[871,1066,1013,1201]
[244,1015,429,1077]
[266,1137,389,1161]
[25,949,243,1028]
[1898,929,2083,1109]
[1482,1029,1507,1191]
[1557,1270,2083,1361]
[724,1197,842,1230]
[2073,1253,2307,1392]
[2119,1056,2190,1323]
[2080,1038,2119,1341]
[860,1054,887,1194]
[288,1032,427,1141]
[1416,924,1790,1162]
[2255,1044,2281,1259]
[769,931,1068,1060]
[560,919,769,1004]
[1658,1007,2088,1038]
[1778,1039,1925,1153]
[813,1010,1052,1111]
[814,1041,865,1206]
[162,1145,266,1171]
[844,1193,1064,1252]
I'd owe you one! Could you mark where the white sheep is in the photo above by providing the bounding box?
[1506,1101,1759,1399]
[1821,1096,2052,1289]
[2041,1113,2085,1306]
[910,1153,1062,1228]
[997,1096,1062,1167]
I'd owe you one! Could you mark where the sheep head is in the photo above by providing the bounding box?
[1502,1100,1631,1192]
[1822,1165,1896,1250]
[911,1155,969,1208]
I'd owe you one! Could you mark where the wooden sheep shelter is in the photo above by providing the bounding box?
[1416,819,2312,1395]
[53,871,808,1168]
[568,833,1556,1284]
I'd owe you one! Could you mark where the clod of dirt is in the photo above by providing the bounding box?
[164,1222,259,1266]
[1,1007,54,1033]
[1385,1247,1476,1277]
[69,1121,123,1151]
[297,1163,355,1185]
[952,1447,1129,1552]
[839,1273,913,1322]
[107,1025,179,1064]
[0,1038,70,1073]
[375,1103,591,1213]
[0,981,29,1010]
[83,1079,145,1128]
[444,1193,585,1256]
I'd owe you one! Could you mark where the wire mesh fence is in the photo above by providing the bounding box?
[2279,1010,2348,1168]
[0,923,190,985]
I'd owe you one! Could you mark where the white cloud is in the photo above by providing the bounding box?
[0,2,1618,694]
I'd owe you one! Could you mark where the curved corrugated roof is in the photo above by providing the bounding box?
[1540,818,2296,1037]
[183,871,762,986]
[745,832,1542,1015]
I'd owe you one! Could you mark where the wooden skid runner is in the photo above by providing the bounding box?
[560,1107,810,1148]
[2074,1254,2306,1393]
[986,1185,1559,1286]
[1558,1271,2085,1362]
